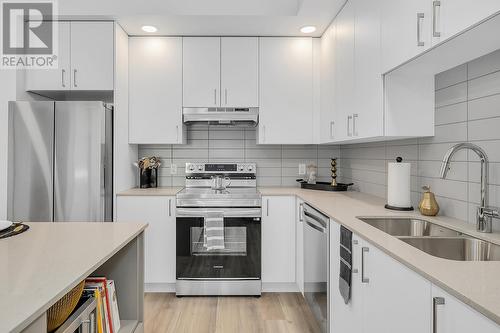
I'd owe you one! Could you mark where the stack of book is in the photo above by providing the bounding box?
[83,277,121,333]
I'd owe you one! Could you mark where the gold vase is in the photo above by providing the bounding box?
[419,186,439,216]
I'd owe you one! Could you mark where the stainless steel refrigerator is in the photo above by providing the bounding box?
[7,101,113,222]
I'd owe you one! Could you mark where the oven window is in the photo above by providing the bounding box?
[191,226,247,256]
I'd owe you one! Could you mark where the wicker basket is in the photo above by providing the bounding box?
[47,280,85,332]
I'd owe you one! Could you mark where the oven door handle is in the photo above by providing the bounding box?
[176,207,262,218]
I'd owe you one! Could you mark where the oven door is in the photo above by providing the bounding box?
[176,207,261,280]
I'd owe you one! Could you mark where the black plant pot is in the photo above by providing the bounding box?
[140,168,158,188]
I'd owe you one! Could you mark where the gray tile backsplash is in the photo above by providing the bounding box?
[337,49,500,228]
[138,128,340,187]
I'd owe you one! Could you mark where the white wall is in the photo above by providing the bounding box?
[113,23,138,220]
[0,71,17,219]
[338,49,500,230]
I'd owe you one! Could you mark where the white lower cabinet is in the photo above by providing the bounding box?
[116,196,176,288]
[261,196,296,287]
[432,286,500,333]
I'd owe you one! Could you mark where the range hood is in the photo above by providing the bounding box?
[183,107,259,127]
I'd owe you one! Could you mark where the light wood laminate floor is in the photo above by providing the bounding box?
[144,293,321,333]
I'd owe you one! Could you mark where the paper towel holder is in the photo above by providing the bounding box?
[385,157,414,211]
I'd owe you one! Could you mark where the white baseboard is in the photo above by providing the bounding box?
[145,283,175,293]
[262,282,299,292]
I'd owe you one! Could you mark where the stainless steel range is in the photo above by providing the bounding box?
[175,163,262,296]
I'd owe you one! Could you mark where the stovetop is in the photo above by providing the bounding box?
[176,187,261,207]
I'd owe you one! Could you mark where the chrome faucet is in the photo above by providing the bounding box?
[439,143,499,233]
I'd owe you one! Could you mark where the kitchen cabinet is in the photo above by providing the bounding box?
[258,37,313,144]
[380,0,430,73]
[183,37,221,107]
[25,21,114,91]
[262,196,296,287]
[183,37,258,108]
[296,199,304,293]
[221,37,259,107]
[116,196,176,289]
[331,230,431,333]
[431,286,500,333]
[24,22,71,91]
[129,37,184,144]
[320,21,337,142]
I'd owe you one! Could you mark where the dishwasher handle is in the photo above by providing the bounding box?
[303,204,328,233]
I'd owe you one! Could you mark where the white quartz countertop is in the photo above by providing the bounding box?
[0,222,147,333]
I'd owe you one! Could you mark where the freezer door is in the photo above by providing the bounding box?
[7,101,55,222]
[54,101,107,222]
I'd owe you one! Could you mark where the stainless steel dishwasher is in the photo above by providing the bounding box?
[301,203,329,333]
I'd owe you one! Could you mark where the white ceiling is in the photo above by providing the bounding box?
[58,0,346,37]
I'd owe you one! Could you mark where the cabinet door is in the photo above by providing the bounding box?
[354,0,384,139]
[296,199,304,293]
[330,233,364,333]
[116,196,176,284]
[334,1,355,141]
[432,286,500,333]
[320,21,337,143]
[259,37,313,144]
[221,37,259,107]
[380,0,430,73]
[362,239,432,333]
[434,0,500,44]
[25,22,71,91]
[129,37,183,144]
[70,22,114,90]
[262,196,296,284]
[183,37,221,107]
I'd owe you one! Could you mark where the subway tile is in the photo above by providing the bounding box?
[258,167,282,177]
[245,149,282,159]
[208,149,245,159]
[282,167,302,177]
[418,122,467,144]
[172,139,208,149]
[282,148,318,159]
[209,158,245,163]
[385,138,419,146]
[468,49,500,80]
[418,143,467,161]
[468,118,500,141]
[251,159,282,168]
[139,147,172,159]
[434,196,468,222]
[338,158,386,173]
[435,82,467,108]
[435,64,467,90]
[468,162,500,186]
[208,139,245,149]
[419,177,468,201]
[466,140,500,163]
[435,102,467,125]
[338,168,386,186]
[281,159,317,168]
[468,71,500,100]
[468,93,500,121]
[209,129,245,140]
[340,146,386,160]
[172,148,209,159]
[257,177,282,187]
[282,177,302,187]
[385,144,418,161]
[418,160,467,181]
[468,183,500,207]
[187,130,209,140]
[244,129,257,140]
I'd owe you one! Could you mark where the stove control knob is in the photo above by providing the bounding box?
[239,165,244,171]
[198,165,203,171]
[247,165,253,172]
[188,164,195,171]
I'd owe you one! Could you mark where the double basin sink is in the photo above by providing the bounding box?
[358,217,500,261]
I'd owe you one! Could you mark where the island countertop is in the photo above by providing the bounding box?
[0,222,147,333]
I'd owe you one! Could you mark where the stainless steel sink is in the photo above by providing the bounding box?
[399,237,500,261]
[357,217,463,237]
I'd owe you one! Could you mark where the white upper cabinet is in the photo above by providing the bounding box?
[25,21,113,91]
[353,0,384,140]
[183,37,221,107]
[320,21,337,143]
[259,37,313,144]
[380,0,430,73]
[25,22,71,91]
[221,37,259,107]
[433,0,500,44]
[70,22,114,91]
[129,37,184,144]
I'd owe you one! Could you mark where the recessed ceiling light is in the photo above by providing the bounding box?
[300,26,317,34]
[141,25,158,33]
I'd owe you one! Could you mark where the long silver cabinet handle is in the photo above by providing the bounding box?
[433,1,441,38]
[361,247,369,283]
[299,203,304,222]
[433,297,445,333]
[266,198,269,216]
[61,69,66,87]
[347,115,353,137]
[73,69,78,87]
[214,89,217,105]
[417,13,425,46]
[168,198,172,217]
[330,121,335,139]
[353,114,358,137]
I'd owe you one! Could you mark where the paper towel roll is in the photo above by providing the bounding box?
[387,161,412,209]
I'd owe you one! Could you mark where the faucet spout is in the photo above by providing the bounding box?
[440,143,494,232]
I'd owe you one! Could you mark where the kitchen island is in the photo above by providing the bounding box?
[0,222,146,333]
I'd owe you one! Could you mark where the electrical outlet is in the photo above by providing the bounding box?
[299,164,306,175]
[170,164,177,175]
